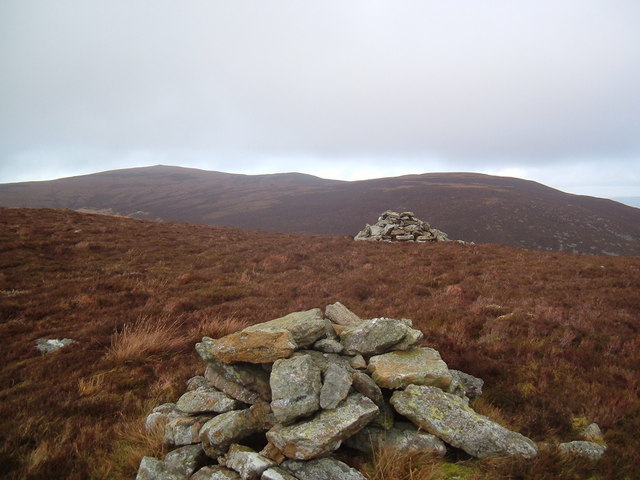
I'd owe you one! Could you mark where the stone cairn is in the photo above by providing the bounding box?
[354,210,452,243]
[138,303,606,480]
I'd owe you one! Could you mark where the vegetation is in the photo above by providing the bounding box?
[0,207,639,479]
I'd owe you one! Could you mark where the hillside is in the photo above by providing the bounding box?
[0,207,639,479]
[1,165,639,256]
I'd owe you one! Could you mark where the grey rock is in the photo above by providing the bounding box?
[186,376,211,391]
[266,393,379,460]
[282,458,366,480]
[325,302,363,327]
[368,348,452,390]
[449,370,484,400]
[145,403,185,433]
[220,444,276,480]
[176,387,241,414]
[348,354,367,370]
[35,338,75,354]
[345,422,446,456]
[319,364,353,409]
[293,350,355,374]
[199,406,267,457]
[579,423,604,443]
[135,456,183,480]
[190,465,242,480]
[340,318,420,356]
[164,415,213,447]
[204,357,271,404]
[164,444,208,477]
[260,467,298,480]
[391,385,537,459]
[351,372,384,407]
[312,338,344,354]
[270,355,322,424]
[558,441,607,461]
[243,309,327,348]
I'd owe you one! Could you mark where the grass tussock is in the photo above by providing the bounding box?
[1,207,639,479]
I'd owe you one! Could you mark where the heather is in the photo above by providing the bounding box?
[0,207,639,479]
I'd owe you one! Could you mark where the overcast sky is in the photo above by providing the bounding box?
[1,1,639,198]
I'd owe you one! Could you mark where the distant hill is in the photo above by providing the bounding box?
[1,165,639,256]
[613,197,640,208]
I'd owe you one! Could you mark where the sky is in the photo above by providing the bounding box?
[1,1,639,199]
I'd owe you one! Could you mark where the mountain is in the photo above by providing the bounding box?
[1,165,639,256]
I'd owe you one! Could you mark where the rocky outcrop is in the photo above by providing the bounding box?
[354,211,459,243]
[138,303,602,479]
[35,337,75,354]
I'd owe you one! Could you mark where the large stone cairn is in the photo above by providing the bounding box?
[354,210,452,243]
[138,303,605,480]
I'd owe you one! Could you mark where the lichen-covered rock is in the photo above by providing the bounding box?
[345,422,446,456]
[204,357,271,404]
[351,372,384,407]
[391,385,537,459]
[199,408,264,457]
[319,364,352,409]
[558,441,607,461]
[220,444,276,480]
[243,309,327,348]
[449,370,484,400]
[312,338,344,354]
[368,348,452,389]
[145,403,185,433]
[266,393,379,460]
[282,457,367,480]
[186,376,211,391]
[349,355,367,370]
[198,330,296,364]
[579,423,604,443]
[190,465,242,480]
[164,415,212,447]
[35,338,75,354]
[259,442,286,464]
[325,302,363,327]
[176,387,241,414]
[135,456,183,480]
[293,350,355,373]
[270,355,322,424]
[340,318,422,356]
[163,444,208,477]
[260,466,298,480]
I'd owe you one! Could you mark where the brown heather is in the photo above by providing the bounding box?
[0,207,639,479]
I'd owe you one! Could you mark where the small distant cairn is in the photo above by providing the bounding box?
[354,210,452,243]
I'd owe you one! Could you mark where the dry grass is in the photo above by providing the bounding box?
[1,207,639,479]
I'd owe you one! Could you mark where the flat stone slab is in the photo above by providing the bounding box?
[199,408,264,457]
[243,308,327,348]
[135,456,184,480]
[266,393,379,460]
[345,422,446,456]
[319,364,352,409]
[220,444,276,480]
[164,415,212,447]
[176,386,241,414]
[325,302,363,327]
[190,466,242,480]
[163,444,208,477]
[368,348,452,389]
[340,318,423,356]
[391,385,537,459]
[270,355,322,424]
[203,356,271,404]
[559,441,607,461]
[198,330,296,364]
[282,458,367,480]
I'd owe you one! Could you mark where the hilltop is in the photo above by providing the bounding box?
[0,207,639,479]
[1,166,639,256]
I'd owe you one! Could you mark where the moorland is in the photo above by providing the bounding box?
[0,207,639,479]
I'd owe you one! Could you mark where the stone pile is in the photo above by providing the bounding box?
[137,303,606,480]
[354,210,453,243]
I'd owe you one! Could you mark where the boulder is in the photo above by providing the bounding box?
[345,422,446,456]
[558,441,607,462]
[135,456,183,480]
[449,370,484,400]
[319,364,353,409]
[266,393,379,460]
[35,338,75,354]
[145,403,185,433]
[176,387,241,414]
[368,348,452,389]
[163,444,208,477]
[164,415,212,447]
[282,458,367,480]
[204,357,271,404]
[340,318,422,356]
[391,385,537,459]
[351,372,384,407]
[312,338,344,354]
[199,408,265,457]
[270,355,322,424]
[198,331,296,364]
[186,376,211,391]
[579,423,604,443]
[220,444,276,480]
[243,309,327,348]
[260,466,298,480]
[190,466,242,480]
[325,302,363,327]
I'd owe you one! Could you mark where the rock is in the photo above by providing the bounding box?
[325,302,363,327]
[204,357,271,404]
[270,355,322,424]
[340,318,422,356]
[312,338,344,354]
[449,370,484,400]
[176,387,241,414]
[293,350,355,374]
[191,465,242,480]
[368,348,452,390]
[351,372,384,407]
[244,309,327,348]
[266,393,379,460]
[349,355,367,370]
[199,407,267,457]
[259,442,286,464]
[136,456,184,480]
[319,364,353,409]
[198,330,296,364]
[345,422,446,456]
[164,415,212,447]
[145,403,185,433]
[579,423,604,443]
[391,385,537,459]
[163,444,208,477]
[35,338,75,354]
[220,444,275,480]
[369,399,395,431]
[282,458,367,480]
[558,441,607,461]
[260,466,298,480]
[186,376,211,391]
[354,211,459,243]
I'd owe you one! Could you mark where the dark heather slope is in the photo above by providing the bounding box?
[1,165,639,256]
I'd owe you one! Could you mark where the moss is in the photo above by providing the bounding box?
[438,461,479,479]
